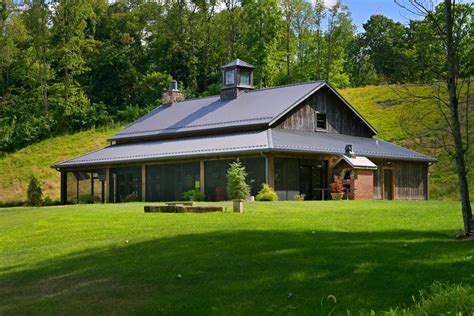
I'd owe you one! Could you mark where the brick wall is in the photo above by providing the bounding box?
[353,169,374,200]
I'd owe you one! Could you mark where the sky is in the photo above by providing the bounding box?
[326,0,420,31]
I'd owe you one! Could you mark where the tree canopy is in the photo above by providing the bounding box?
[0,0,472,152]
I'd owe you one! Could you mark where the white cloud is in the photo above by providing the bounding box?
[309,0,338,8]
[323,0,338,8]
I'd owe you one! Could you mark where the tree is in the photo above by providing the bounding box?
[313,0,325,80]
[51,0,94,101]
[396,0,472,236]
[24,0,51,113]
[325,1,354,85]
[362,14,409,83]
[226,160,250,200]
[27,175,43,206]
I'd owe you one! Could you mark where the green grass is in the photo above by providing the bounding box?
[0,83,471,202]
[0,125,124,202]
[1,201,473,314]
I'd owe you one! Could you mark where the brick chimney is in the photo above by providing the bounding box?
[161,80,185,105]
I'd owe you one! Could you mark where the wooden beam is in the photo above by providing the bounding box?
[105,167,109,203]
[200,160,205,194]
[60,172,67,205]
[267,155,275,188]
[141,165,146,202]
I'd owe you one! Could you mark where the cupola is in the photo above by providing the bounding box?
[220,58,255,101]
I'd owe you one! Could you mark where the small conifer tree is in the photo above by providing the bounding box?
[27,175,43,206]
[226,160,250,200]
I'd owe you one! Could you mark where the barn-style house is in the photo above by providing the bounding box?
[52,59,436,203]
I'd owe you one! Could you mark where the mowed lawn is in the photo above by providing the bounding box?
[1,201,473,314]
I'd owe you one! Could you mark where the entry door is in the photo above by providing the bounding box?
[383,169,394,200]
[299,165,313,200]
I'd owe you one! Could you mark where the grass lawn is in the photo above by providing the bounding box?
[1,201,473,314]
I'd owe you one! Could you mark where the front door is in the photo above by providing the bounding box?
[299,165,313,200]
[383,169,393,200]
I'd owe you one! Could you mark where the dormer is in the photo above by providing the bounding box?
[220,59,255,101]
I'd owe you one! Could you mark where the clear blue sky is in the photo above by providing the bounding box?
[335,0,419,31]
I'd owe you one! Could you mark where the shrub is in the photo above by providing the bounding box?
[256,184,279,201]
[42,197,62,206]
[182,189,205,201]
[226,160,250,200]
[330,176,344,193]
[293,194,305,201]
[0,200,26,208]
[27,176,43,206]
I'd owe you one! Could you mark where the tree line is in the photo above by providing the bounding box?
[0,0,472,152]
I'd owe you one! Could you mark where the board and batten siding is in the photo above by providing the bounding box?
[276,86,374,138]
[373,160,429,200]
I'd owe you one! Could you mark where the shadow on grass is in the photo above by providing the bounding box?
[1,229,473,314]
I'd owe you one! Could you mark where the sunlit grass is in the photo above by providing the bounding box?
[1,201,472,314]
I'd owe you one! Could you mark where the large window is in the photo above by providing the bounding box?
[240,70,251,86]
[275,158,327,200]
[205,158,265,201]
[66,170,104,204]
[146,162,200,201]
[225,70,235,85]
[109,167,142,203]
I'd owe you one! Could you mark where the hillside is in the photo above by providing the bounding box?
[0,84,471,202]
[0,126,124,202]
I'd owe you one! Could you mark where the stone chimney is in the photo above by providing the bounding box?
[161,80,185,105]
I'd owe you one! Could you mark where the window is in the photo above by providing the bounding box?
[316,112,327,130]
[225,70,235,85]
[240,70,251,85]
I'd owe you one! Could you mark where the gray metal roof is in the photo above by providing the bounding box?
[109,81,327,141]
[221,59,255,69]
[53,129,435,169]
[270,129,436,162]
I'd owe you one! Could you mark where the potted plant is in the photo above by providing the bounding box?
[330,176,344,200]
[226,160,250,213]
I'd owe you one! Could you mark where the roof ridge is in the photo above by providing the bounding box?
[161,94,219,105]
[171,80,325,102]
[246,80,325,93]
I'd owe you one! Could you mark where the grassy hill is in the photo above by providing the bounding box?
[0,84,471,202]
[0,126,124,202]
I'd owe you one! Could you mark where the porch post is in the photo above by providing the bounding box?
[267,155,275,188]
[105,167,110,203]
[141,165,146,202]
[60,171,67,205]
[199,160,205,194]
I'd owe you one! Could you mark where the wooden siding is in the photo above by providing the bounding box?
[373,160,428,200]
[276,86,374,137]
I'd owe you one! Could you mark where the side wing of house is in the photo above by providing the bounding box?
[373,160,429,200]
[274,85,376,138]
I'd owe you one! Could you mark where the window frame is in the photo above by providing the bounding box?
[240,70,251,86]
[224,69,235,85]
[315,111,327,131]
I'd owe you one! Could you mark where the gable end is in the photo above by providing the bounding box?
[271,83,377,138]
